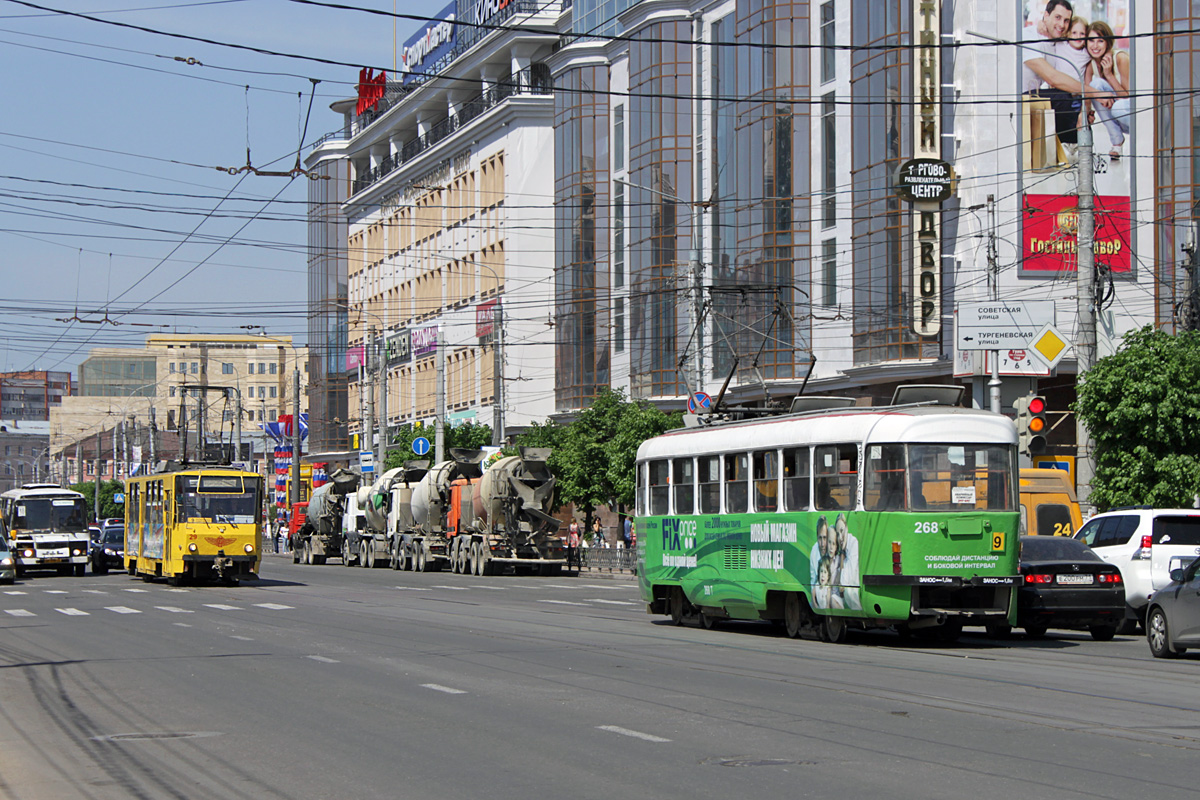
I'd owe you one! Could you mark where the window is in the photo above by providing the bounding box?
[753,451,779,512]
[815,444,858,511]
[648,459,670,516]
[613,103,625,171]
[614,182,625,287]
[820,1,835,84]
[673,459,694,515]
[908,445,1014,511]
[190,362,198,374]
[179,362,186,373]
[269,386,277,399]
[269,409,278,421]
[724,453,749,513]
[169,387,176,397]
[822,239,837,306]
[270,362,278,375]
[698,456,720,514]
[865,444,906,511]
[222,363,234,375]
[169,363,176,373]
[615,297,625,352]
[783,448,810,510]
[822,93,836,227]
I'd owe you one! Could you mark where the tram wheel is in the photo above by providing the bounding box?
[821,614,848,644]
[699,612,719,631]
[784,593,804,639]
[669,587,688,626]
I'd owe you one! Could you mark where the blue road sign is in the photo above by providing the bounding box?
[687,391,712,414]
[412,436,431,456]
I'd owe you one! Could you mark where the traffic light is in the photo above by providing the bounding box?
[1013,394,1048,455]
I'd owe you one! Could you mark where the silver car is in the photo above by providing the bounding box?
[1146,556,1200,658]
[0,535,15,584]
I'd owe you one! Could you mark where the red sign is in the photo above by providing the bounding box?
[1021,193,1131,273]
[476,298,499,339]
[356,68,387,116]
[1008,349,1026,361]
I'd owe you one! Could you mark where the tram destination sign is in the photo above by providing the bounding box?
[895,158,956,204]
[956,300,1056,350]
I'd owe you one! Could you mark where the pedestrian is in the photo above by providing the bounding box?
[630,521,636,551]
[566,520,580,569]
[592,516,604,547]
[622,516,632,549]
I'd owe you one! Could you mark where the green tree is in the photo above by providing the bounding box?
[1074,325,1200,510]
[70,479,126,521]
[382,422,494,471]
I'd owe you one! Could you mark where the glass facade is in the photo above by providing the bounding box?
[80,358,157,397]
[849,0,933,364]
[555,65,611,409]
[572,0,639,37]
[307,155,350,451]
[709,2,810,387]
[1155,3,1200,328]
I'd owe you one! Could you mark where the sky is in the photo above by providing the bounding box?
[0,0,423,376]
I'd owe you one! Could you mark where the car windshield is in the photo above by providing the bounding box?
[103,528,124,545]
[8,497,90,532]
[1021,535,1101,562]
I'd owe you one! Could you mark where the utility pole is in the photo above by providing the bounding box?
[1076,122,1097,514]
[378,335,387,471]
[492,304,503,446]
[365,327,376,458]
[987,194,1001,415]
[148,406,157,469]
[1183,221,1198,330]
[234,388,242,467]
[74,441,81,484]
[291,367,301,507]
[435,331,445,464]
[93,432,101,523]
[122,418,130,480]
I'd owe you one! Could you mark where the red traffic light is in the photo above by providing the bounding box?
[1028,396,1045,414]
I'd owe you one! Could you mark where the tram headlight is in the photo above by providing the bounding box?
[243,544,254,554]
[188,542,198,553]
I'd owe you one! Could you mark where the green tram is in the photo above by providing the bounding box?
[636,395,1020,642]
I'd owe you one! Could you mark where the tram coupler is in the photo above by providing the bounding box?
[212,554,234,579]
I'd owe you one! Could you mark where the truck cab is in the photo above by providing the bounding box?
[1019,468,1082,537]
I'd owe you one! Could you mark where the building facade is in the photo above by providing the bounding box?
[0,371,72,422]
[0,420,50,493]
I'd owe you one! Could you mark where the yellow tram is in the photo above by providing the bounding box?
[125,467,263,585]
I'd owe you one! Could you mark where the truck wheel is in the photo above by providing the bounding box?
[304,541,313,565]
[358,542,369,568]
[342,547,353,566]
[469,542,481,576]
[450,540,461,574]
[366,545,376,569]
[391,545,402,570]
[414,546,425,572]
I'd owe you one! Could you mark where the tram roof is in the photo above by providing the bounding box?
[638,406,1016,461]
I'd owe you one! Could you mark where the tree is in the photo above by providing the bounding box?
[1074,325,1200,510]
[382,422,494,471]
[70,479,125,521]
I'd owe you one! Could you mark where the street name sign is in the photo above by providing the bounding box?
[957,300,1055,350]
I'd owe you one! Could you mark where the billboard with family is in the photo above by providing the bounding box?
[1019,0,1134,275]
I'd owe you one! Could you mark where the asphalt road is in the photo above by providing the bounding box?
[1,556,1197,800]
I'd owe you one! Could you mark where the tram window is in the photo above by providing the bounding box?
[753,451,779,512]
[648,460,670,516]
[698,456,720,514]
[909,444,1014,510]
[815,444,857,511]
[724,453,749,513]
[636,463,646,517]
[783,448,811,511]
[673,459,695,515]
[865,444,906,511]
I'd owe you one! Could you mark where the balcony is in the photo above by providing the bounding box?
[351,64,552,197]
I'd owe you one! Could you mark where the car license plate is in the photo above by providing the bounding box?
[41,548,69,558]
[1057,574,1094,585]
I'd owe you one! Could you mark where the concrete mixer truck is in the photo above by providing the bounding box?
[447,447,565,577]
[353,461,429,569]
[397,449,486,572]
[293,468,361,565]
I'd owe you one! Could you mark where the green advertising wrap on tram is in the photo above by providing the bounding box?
[635,401,1021,642]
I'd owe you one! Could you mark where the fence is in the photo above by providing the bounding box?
[574,546,637,575]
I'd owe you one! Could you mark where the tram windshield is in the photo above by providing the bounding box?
[6,497,90,532]
[176,475,259,524]
[907,444,1015,511]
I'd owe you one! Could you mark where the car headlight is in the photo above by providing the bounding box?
[1,557,12,567]
[104,548,116,556]
[188,543,198,553]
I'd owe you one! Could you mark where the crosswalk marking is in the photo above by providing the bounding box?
[172,622,192,628]
[598,725,671,743]
[164,588,189,593]
[155,606,193,614]
[44,590,68,595]
[254,603,293,610]
[123,588,149,593]
[203,604,241,611]
[105,606,141,614]
[306,655,339,664]
[422,683,466,694]
[5,609,35,617]
[230,635,254,641]
[80,589,108,595]
[56,608,89,616]
[4,590,27,595]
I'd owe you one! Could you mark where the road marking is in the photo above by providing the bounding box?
[432,585,469,591]
[44,590,68,595]
[230,635,254,641]
[164,588,189,593]
[467,584,508,590]
[254,603,293,610]
[5,609,35,617]
[537,599,589,607]
[4,590,27,595]
[421,683,466,695]
[586,599,636,606]
[597,726,671,743]
[204,604,241,611]
[394,586,432,591]
[105,606,141,614]
[155,606,193,614]
[124,588,149,593]
[81,589,108,594]
[306,655,339,664]
[172,622,192,628]
[57,608,89,616]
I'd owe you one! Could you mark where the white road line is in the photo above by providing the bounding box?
[597,726,671,743]
[124,588,149,593]
[537,599,589,607]
[467,584,508,590]
[586,599,636,605]
[203,604,241,611]
[4,590,27,595]
[5,609,35,617]
[80,589,108,594]
[105,606,141,614]
[254,603,293,610]
[394,587,432,591]
[172,622,192,628]
[230,635,254,641]
[421,683,467,695]
[56,608,89,616]
[306,655,339,664]
[44,590,68,595]
[155,606,193,614]
[432,585,470,591]
[164,588,189,593]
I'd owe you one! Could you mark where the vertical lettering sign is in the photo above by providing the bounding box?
[411,326,439,359]
[911,0,942,337]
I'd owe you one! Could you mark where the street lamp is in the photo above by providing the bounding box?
[614,176,706,397]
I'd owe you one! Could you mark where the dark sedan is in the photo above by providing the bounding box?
[90,526,125,574]
[987,535,1126,641]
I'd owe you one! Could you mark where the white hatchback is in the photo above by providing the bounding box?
[1075,509,1200,630]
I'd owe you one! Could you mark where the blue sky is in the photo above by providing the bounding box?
[0,0,421,374]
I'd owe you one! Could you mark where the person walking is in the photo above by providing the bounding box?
[622,516,632,550]
[566,520,580,570]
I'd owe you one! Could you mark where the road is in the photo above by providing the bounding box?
[1,555,1197,800]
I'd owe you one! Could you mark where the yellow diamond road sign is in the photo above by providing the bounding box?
[1029,323,1071,369]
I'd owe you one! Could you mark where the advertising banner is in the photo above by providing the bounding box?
[1018,0,1133,275]
[400,2,456,86]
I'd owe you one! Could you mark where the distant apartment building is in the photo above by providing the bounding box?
[0,371,72,422]
[0,420,51,492]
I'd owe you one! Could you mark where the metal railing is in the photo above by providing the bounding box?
[350,64,553,196]
[574,546,637,574]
